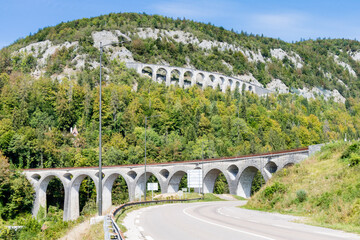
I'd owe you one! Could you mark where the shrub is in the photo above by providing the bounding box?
[313,192,332,209]
[296,189,307,202]
[349,153,360,167]
[341,142,360,160]
[262,182,286,200]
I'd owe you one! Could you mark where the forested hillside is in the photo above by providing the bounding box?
[1,12,360,239]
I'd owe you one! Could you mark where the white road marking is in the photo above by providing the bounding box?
[183,206,276,240]
[135,219,139,224]
[314,231,353,238]
[271,224,292,229]
[145,236,154,240]
[138,226,144,232]
[248,219,259,223]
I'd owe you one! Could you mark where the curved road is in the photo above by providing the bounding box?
[123,201,360,240]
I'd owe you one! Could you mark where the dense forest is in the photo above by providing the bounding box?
[1,12,360,239]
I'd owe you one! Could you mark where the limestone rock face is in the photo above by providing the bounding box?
[266,79,289,94]
[270,48,303,68]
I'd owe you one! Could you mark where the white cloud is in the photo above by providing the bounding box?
[251,12,308,30]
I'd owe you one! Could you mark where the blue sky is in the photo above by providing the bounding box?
[1,0,360,49]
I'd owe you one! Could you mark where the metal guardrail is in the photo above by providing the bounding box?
[104,197,203,240]
[104,214,122,240]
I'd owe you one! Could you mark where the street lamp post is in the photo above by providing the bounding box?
[98,40,129,216]
[144,115,160,201]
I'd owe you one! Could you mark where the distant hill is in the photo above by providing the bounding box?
[1,12,360,101]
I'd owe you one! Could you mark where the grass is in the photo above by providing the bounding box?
[80,221,103,240]
[232,195,247,201]
[245,141,360,234]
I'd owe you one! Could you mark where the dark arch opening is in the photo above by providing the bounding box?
[227,165,239,179]
[284,163,294,168]
[209,75,215,88]
[156,68,167,83]
[204,169,229,194]
[196,73,205,88]
[46,177,65,212]
[160,169,170,180]
[235,81,241,91]
[249,85,253,92]
[265,161,278,174]
[228,79,233,89]
[251,170,265,196]
[220,77,225,90]
[184,71,193,88]
[168,171,187,193]
[63,173,73,181]
[237,166,265,198]
[79,176,97,216]
[170,69,180,85]
[142,66,153,78]
[112,175,129,205]
[31,174,41,181]
[214,172,230,194]
[135,172,161,201]
[128,170,137,179]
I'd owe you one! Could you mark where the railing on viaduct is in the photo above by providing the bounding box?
[23,145,322,221]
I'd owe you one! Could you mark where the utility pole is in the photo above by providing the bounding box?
[98,40,129,216]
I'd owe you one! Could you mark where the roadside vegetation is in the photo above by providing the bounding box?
[246,141,360,233]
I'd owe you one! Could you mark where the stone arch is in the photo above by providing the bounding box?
[170,69,180,86]
[228,79,233,89]
[248,85,253,92]
[236,166,265,198]
[265,161,278,174]
[40,174,67,217]
[227,165,239,180]
[184,71,193,88]
[156,68,167,83]
[283,162,295,168]
[219,77,225,90]
[209,75,215,88]
[127,170,137,180]
[159,169,170,181]
[142,66,153,78]
[196,73,205,88]
[235,81,241,91]
[135,172,162,201]
[167,170,186,193]
[69,174,97,220]
[103,173,130,212]
[203,168,230,194]
[63,173,73,181]
[31,173,41,181]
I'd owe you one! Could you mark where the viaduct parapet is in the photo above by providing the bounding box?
[23,146,323,221]
[126,62,272,96]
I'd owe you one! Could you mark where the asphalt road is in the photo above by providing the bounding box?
[123,200,360,240]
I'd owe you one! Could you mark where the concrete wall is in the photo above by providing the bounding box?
[126,62,272,96]
[22,147,321,221]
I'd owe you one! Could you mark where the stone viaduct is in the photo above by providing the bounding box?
[23,145,322,221]
[126,62,272,96]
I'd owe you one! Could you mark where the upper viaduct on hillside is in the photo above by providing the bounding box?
[23,145,322,221]
[126,62,272,96]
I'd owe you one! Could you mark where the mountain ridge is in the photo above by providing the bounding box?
[1,12,360,102]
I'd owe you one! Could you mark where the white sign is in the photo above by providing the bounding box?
[181,188,188,192]
[147,182,158,191]
[187,169,203,188]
